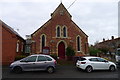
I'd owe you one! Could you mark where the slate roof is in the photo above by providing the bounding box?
[1,20,24,40]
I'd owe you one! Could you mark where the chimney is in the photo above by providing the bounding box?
[103,38,105,42]
[111,36,114,40]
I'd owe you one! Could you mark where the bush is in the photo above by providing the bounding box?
[50,54,57,60]
[66,46,75,56]
[89,47,101,56]
[15,55,28,61]
[66,46,75,60]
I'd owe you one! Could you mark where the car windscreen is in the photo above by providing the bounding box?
[37,56,47,62]
[45,56,52,61]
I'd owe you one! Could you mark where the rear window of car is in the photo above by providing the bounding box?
[45,56,52,61]
[37,56,47,62]
[79,58,86,61]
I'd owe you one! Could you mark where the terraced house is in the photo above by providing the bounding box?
[31,3,89,59]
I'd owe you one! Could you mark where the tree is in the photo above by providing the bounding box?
[89,46,101,56]
[97,44,110,54]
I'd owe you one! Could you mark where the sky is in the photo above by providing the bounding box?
[0,0,119,45]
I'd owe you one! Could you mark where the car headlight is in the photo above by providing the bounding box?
[10,63,15,67]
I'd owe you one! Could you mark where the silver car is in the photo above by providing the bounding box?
[10,54,57,73]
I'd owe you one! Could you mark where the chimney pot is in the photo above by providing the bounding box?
[103,38,105,41]
[112,36,114,40]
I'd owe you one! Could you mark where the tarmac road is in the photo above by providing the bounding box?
[1,65,119,79]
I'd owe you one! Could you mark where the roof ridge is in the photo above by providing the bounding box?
[2,20,24,39]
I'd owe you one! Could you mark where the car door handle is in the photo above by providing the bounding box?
[33,63,35,64]
[44,62,47,63]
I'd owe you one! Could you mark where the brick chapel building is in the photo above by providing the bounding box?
[31,3,89,59]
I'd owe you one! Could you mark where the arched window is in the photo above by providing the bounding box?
[16,42,19,52]
[42,35,45,49]
[41,34,46,52]
[56,26,60,37]
[63,27,67,37]
[77,36,81,51]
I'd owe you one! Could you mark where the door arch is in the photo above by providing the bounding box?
[58,41,65,59]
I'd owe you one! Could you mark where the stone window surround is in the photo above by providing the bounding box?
[56,25,68,38]
[76,35,82,52]
[40,34,46,52]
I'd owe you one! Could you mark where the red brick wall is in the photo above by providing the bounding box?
[2,24,24,65]
[2,26,16,65]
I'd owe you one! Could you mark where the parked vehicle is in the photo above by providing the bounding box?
[76,56,117,73]
[10,54,57,73]
[116,48,120,68]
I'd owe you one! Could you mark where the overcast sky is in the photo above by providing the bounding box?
[0,0,119,45]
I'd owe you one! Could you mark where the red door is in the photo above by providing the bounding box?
[58,42,65,59]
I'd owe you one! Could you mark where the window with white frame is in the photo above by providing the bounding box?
[21,42,24,52]
[16,42,19,52]
[41,34,46,52]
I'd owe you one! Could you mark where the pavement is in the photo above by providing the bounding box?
[1,65,119,79]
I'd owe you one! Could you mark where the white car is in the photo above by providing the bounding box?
[76,56,117,72]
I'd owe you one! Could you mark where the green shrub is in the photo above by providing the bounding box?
[15,55,28,61]
[50,54,57,60]
[89,47,101,56]
[66,46,75,56]
[66,46,75,61]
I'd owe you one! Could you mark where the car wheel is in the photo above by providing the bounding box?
[47,67,54,73]
[86,66,93,73]
[109,65,115,72]
[13,66,22,73]
[76,67,79,70]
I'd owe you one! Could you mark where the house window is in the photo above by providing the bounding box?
[56,26,60,37]
[63,27,67,37]
[25,45,31,53]
[21,42,24,52]
[16,42,19,52]
[77,36,81,51]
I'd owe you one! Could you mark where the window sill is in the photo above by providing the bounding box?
[55,37,68,38]
[77,51,82,53]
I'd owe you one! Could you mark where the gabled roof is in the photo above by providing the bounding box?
[71,20,88,37]
[1,20,24,40]
[51,3,72,18]
[31,19,51,36]
[31,3,88,37]
[98,37,120,44]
